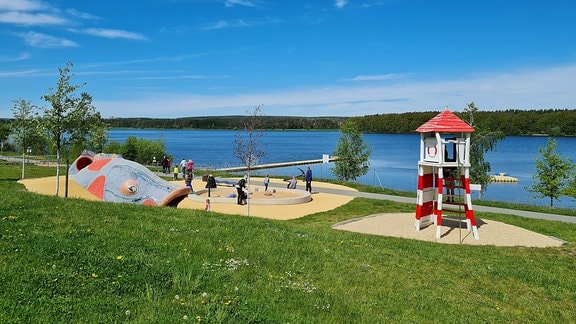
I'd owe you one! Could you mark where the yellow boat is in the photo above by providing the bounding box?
[490,172,518,183]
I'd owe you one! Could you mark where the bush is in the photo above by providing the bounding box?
[103,136,166,164]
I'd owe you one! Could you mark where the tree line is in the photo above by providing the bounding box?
[101,109,576,136]
[105,116,347,130]
[349,109,576,136]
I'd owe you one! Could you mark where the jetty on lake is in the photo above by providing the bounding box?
[215,156,338,173]
[490,172,518,183]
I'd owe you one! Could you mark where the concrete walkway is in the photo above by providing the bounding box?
[308,185,576,224]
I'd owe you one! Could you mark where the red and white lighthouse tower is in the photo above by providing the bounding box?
[414,109,479,240]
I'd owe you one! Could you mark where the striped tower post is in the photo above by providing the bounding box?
[435,167,444,239]
[461,168,479,239]
[415,165,434,231]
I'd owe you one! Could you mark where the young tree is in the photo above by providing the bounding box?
[0,121,9,154]
[11,99,44,178]
[563,171,576,200]
[331,120,372,181]
[121,136,139,162]
[87,112,109,154]
[233,105,266,215]
[41,62,99,195]
[462,102,505,190]
[527,137,574,207]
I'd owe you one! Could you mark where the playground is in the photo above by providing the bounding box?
[19,174,565,247]
[15,109,568,248]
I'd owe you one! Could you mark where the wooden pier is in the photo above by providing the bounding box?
[215,156,338,173]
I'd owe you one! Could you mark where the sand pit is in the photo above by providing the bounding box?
[333,213,566,247]
[18,176,567,247]
[19,176,101,201]
[18,176,355,221]
[191,186,311,205]
[179,177,352,220]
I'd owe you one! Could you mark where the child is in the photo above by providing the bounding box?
[205,198,211,211]
[173,166,179,180]
[264,174,270,191]
[444,168,456,202]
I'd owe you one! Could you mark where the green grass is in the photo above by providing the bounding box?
[1,162,575,322]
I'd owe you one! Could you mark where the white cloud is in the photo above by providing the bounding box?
[347,73,411,81]
[201,19,253,30]
[335,0,348,9]
[200,16,281,31]
[0,0,68,25]
[202,20,230,30]
[0,52,31,62]
[0,11,68,25]
[224,0,257,7]
[0,0,49,11]
[77,28,146,40]
[91,64,576,117]
[17,31,78,48]
[65,8,98,20]
[0,69,38,77]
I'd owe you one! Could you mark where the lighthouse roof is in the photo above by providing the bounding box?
[415,109,474,133]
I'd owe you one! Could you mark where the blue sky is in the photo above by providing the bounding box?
[0,0,574,118]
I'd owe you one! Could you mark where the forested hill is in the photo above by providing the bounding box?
[348,109,576,136]
[103,109,575,136]
[105,115,346,130]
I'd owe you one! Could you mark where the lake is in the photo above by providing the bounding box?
[108,129,576,209]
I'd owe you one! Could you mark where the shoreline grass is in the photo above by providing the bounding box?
[1,162,575,322]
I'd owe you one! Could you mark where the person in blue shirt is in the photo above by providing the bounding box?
[305,167,312,193]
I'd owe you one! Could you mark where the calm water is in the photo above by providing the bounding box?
[109,129,576,209]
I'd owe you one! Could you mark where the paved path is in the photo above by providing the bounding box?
[308,185,576,224]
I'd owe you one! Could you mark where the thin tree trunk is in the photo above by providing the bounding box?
[246,171,251,217]
[21,152,25,179]
[55,149,60,196]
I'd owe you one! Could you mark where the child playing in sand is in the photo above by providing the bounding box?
[205,198,211,211]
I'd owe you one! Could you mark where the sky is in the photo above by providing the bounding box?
[0,0,575,118]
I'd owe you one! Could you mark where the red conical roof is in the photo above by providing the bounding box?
[415,109,474,133]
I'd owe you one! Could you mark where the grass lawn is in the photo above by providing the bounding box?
[1,161,575,322]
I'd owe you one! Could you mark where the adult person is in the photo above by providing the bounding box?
[180,158,187,178]
[305,167,312,193]
[161,156,168,173]
[205,174,217,197]
[236,175,247,205]
[285,176,297,189]
[186,159,194,177]
[264,174,270,191]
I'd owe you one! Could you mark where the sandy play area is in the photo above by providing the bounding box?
[19,176,356,221]
[333,213,566,247]
[18,176,566,247]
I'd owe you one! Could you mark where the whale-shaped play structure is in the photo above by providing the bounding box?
[69,151,190,207]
